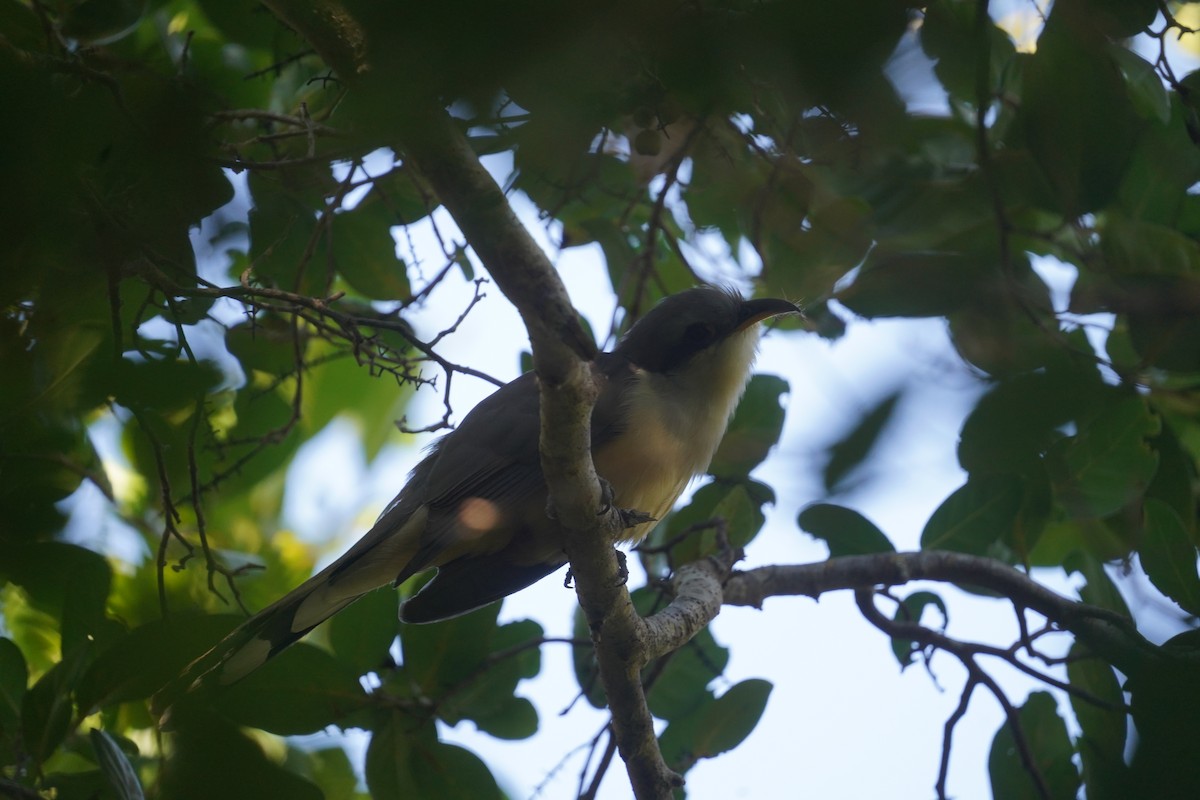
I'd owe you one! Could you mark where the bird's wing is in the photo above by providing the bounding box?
[158,359,634,699]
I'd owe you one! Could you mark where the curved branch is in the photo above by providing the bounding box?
[721,551,1159,676]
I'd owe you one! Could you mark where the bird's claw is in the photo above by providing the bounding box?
[613,549,629,586]
[597,477,655,529]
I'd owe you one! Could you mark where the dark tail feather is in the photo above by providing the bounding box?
[152,575,363,718]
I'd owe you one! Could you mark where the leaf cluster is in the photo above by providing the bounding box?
[3,0,1200,798]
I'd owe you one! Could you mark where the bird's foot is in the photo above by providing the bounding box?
[613,549,629,586]
[564,553,628,589]
[597,477,656,529]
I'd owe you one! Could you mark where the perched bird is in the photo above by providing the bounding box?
[174,286,798,691]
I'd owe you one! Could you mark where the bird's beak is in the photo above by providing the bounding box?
[735,297,802,332]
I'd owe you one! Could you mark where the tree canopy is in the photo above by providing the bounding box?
[2,0,1200,798]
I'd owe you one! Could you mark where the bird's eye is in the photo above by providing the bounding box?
[683,322,715,345]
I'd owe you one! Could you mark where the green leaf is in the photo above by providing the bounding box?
[1083,0,1159,38]
[366,715,501,799]
[469,696,538,740]
[1099,214,1200,277]
[889,591,947,669]
[302,341,411,460]
[0,542,113,661]
[988,691,1080,800]
[441,619,543,740]
[77,615,237,715]
[958,365,1102,476]
[1052,394,1160,519]
[709,374,789,478]
[357,165,437,226]
[333,204,411,300]
[90,728,145,800]
[225,317,301,376]
[302,747,364,800]
[570,606,606,710]
[213,643,368,735]
[1139,498,1200,615]
[658,678,773,773]
[399,603,501,696]
[920,0,1016,105]
[0,638,27,737]
[161,708,323,800]
[21,651,88,767]
[921,474,1025,556]
[798,503,895,557]
[1064,552,1132,619]
[1126,629,1200,794]
[1017,1,1141,215]
[328,586,398,676]
[247,170,334,296]
[820,391,901,490]
[646,626,729,721]
[651,479,774,566]
[1109,46,1170,126]
[838,252,984,318]
[1066,643,1130,800]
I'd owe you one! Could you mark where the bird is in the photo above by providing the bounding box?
[169,286,798,693]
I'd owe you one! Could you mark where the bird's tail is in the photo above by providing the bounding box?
[153,549,400,716]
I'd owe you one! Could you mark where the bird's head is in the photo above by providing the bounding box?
[614,286,800,377]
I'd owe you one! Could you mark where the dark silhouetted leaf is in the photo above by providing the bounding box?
[214,643,368,735]
[921,474,1025,556]
[367,715,501,799]
[821,390,901,490]
[328,586,398,676]
[0,638,27,737]
[161,708,323,800]
[1139,499,1200,615]
[988,691,1080,800]
[646,626,729,721]
[77,615,236,715]
[890,590,947,669]
[799,503,895,557]
[1051,394,1159,519]
[659,678,772,773]
[1066,643,1129,800]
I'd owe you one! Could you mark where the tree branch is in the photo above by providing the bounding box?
[722,551,1161,676]
[251,4,680,795]
[393,101,679,799]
